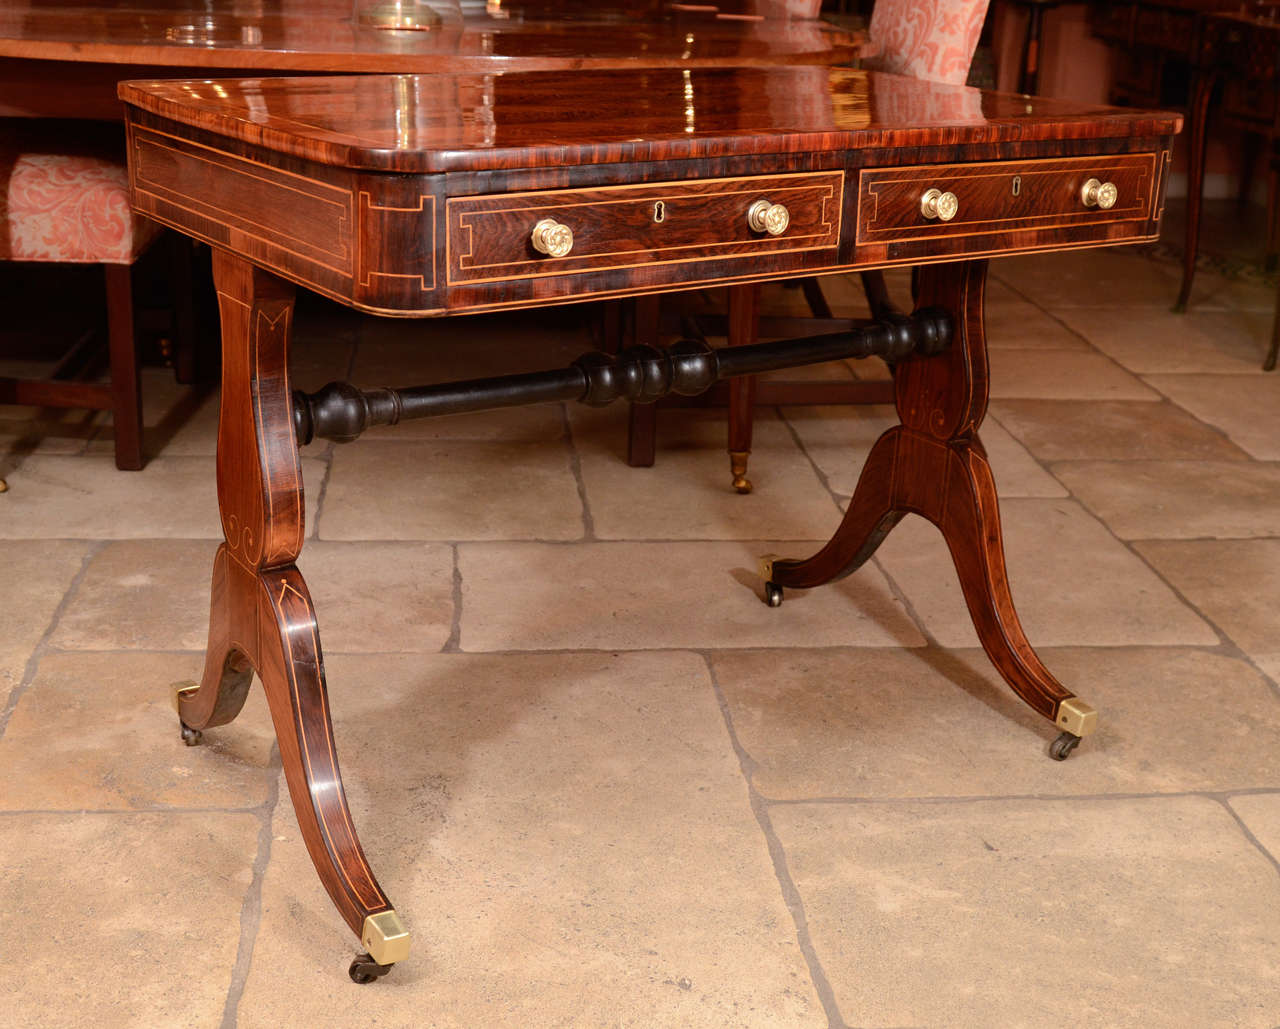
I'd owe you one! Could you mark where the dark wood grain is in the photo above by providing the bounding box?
[176,250,401,957]
[767,260,1077,724]
[122,69,1178,316]
[118,68,1181,173]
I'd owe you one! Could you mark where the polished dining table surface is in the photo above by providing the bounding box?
[0,0,860,72]
[0,0,865,120]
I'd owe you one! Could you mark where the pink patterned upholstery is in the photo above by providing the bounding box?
[867,0,991,86]
[0,147,158,264]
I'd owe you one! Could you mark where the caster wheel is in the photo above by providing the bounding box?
[764,582,784,608]
[180,724,203,747]
[349,953,394,984]
[1049,731,1081,761]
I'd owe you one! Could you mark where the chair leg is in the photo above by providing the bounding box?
[1266,274,1280,371]
[169,233,200,385]
[625,295,660,467]
[726,283,760,493]
[104,263,144,470]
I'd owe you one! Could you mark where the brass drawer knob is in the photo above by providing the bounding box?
[920,187,959,222]
[531,217,574,258]
[747,198,790,236]
[1081,178,1118,210]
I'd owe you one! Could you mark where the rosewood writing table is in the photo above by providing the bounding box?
[118,66,1179,984]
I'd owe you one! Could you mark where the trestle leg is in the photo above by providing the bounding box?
[176,250,409,978]
[760,260,1097,756]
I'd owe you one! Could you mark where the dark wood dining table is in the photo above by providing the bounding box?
[117,64,1179,985]
[0,0,865,119]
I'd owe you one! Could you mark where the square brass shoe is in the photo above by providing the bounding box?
[362,910,411,965]
[757,554,779,581]
[170,680,199,713]
[1056,697,1098,737]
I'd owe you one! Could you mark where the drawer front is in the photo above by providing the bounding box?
[447,171,843,286]
[856,154,1158,249]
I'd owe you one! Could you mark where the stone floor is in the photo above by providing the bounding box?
[2,243,1279,1029]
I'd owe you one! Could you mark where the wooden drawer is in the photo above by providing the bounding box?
[856,154,1159,249]
[446,171,843,286]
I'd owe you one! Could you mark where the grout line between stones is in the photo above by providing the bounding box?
[442,543,463,653]
[219,751,283,1029]
[1214,794,1280,883]
[761,786,1280,807]
[700,651,848,1029]
[560,402,597,541]
[0,539,106,743]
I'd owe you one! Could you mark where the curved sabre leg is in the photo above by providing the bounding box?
[760,261,1096,755]
[931,440,1094,750]
[176,249,410,977]
[762,427,906,593]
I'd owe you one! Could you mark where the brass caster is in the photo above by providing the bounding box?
[0,478,8,493]
[180,724,203,747]
[764,581,784,608]
[1049,731,1081,761]
[729,451,752,494]
[348,953,394,984]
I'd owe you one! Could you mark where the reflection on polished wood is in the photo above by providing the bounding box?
[0,0,860,73]
[119,67,1177,172]
[121,67,1179,978]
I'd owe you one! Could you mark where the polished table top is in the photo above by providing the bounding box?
[120,66,1182,173]
[0,0,861,72]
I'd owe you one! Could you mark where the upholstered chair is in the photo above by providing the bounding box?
[0,123,185,475]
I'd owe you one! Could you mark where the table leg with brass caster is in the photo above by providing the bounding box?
[177,250,411,981]
[172,683,204,745]
[756,260,1098,758]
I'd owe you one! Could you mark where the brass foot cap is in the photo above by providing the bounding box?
[1055,697,1098,738]
[362,910,411,966]
[757,554,779,581]
[170,680,199,714]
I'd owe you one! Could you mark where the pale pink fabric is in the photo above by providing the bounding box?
[0,148,158,264]
[868,0,991,86]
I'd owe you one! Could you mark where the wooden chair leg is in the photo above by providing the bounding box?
[800,276,833,319]
[625,294,660,467]
[104,262,143,470]
[1266,274,1280,371]
[169,233,199,385]
[726,283,760,493]
[1176,68,1216,313]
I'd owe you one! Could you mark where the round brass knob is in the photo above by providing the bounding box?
[1081,178,1118,210]
[531,217,574,258]
[920,187,959,222]
[747,199,790,236]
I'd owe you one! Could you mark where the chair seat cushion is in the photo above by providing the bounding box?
[1,134,159,264]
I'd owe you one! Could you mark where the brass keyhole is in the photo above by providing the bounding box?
[1012,175,1022,197]
[653,201,666,223]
